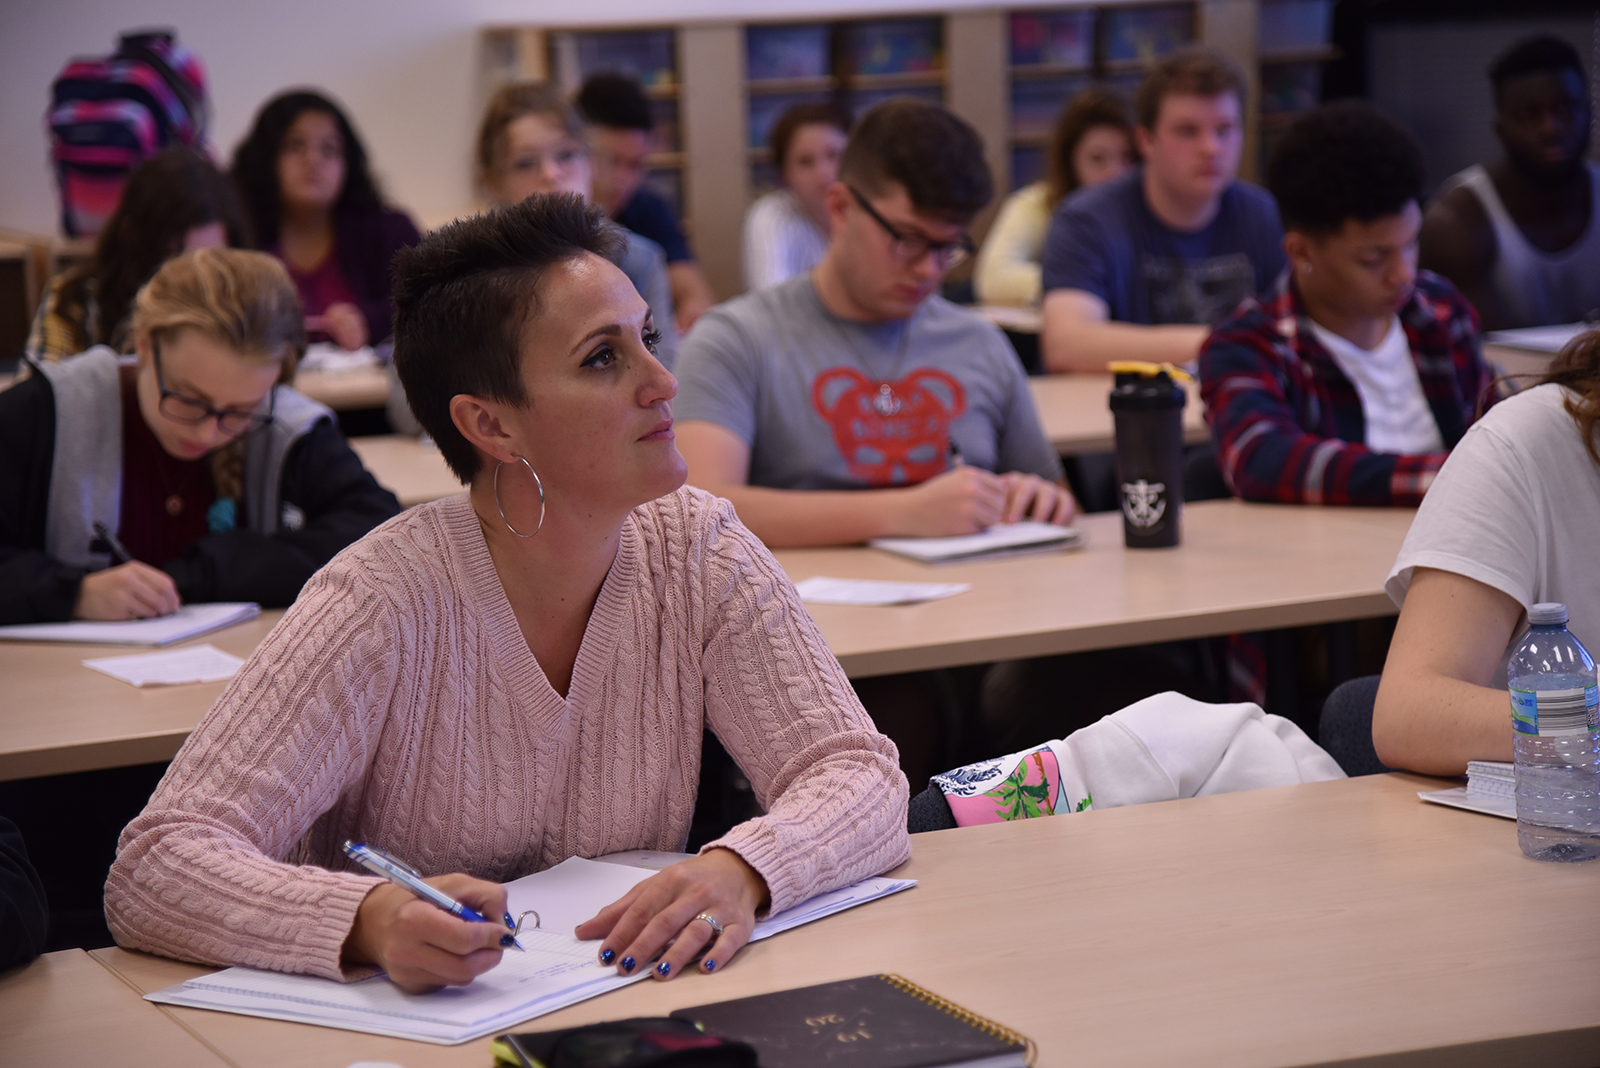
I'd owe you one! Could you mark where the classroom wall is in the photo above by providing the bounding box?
[1368,15,1599,195]
[0,0,1079,236]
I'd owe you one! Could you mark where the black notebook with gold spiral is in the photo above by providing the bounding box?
[668,974,1033,1068]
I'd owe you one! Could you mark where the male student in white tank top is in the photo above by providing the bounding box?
[1199,101,1493,507]
[1420,35,1600,331]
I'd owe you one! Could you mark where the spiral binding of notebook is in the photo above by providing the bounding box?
[879,974,1037,1066]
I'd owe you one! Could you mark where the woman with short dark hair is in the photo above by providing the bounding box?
[230,90,420,350]
[106,194,909,993]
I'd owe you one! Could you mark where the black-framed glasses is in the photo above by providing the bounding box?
[847,184,975,270]
[152,339,276,436]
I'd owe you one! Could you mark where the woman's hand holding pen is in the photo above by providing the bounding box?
[73,562,181,620]
[578,848,769,981]
[345,874,508,994]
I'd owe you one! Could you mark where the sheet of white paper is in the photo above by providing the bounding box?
[870,521,1081,564]
[1484,322,1590,353]
[146,855,915,1044]
[0,602,260,646]
[298,342,381,372]
[1419,787,1516,820]
[794,576,971,606]
[82,643,244,687]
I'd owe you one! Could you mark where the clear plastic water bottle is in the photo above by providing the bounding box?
[1509,603,1600,862]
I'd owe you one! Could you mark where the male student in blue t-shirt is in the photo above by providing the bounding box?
[1040,48,1285,373]
[576,73,717,333]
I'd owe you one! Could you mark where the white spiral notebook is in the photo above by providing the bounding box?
[146,854,915,1044]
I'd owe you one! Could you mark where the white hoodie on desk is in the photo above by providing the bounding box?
[933,691,1345,823]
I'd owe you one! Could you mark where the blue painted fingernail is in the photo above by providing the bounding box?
[620,956,635,973]
[656,961,672,977]
[704,959,716,972]
[599,948,615,965]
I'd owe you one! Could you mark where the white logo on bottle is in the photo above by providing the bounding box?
[1121,480,1166,528]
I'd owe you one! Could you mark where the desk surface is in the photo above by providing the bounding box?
[0,949,227,1066]
[293,363,390,411]
[350,434,463,508]
[777,499,1412,677]
[0,501,1407,777]
[83,773,1600,1068]
[0,611,284,781]
[1028,373,1208,455]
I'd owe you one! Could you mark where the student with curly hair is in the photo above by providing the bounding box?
[26,148,249,363]
[1199,100,1493,506]
[974,87,1134,307]
[1373,330,1600,774]
[230,90,420,350]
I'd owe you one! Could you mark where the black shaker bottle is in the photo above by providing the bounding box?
[1108,362,1187,548]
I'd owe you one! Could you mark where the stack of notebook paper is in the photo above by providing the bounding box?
[1418,760,1515,819]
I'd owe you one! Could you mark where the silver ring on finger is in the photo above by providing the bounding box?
[693,912,724,938]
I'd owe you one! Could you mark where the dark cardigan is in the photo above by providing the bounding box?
[331,207,421,344]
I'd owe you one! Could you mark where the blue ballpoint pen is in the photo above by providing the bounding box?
[343,841,524,951]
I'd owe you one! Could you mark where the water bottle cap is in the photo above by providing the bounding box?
[1528,602,1568,625]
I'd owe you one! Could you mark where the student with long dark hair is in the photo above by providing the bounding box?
[26,148,249,362]
[230,90,420,350]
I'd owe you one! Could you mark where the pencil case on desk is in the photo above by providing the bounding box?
[492,1016,757,1068]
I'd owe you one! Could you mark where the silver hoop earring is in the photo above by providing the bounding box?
[494,456,544,538]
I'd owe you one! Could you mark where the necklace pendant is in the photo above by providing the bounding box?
[166,494,184,517]
[873,383,902,416]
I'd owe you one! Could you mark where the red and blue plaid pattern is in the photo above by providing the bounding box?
[1199,269,1493,507]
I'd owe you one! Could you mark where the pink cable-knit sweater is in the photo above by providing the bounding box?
[105,487,909,980]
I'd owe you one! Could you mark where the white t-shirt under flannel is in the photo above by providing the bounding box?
[1309,316,1443,455]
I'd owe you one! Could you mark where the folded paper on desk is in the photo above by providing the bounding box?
[83,643,244,687]
[795,576,971,606]
[0,602,260,645]
[147,855,915,1044]
[870,521,1081,564]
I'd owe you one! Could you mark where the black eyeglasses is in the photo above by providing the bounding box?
[847,185,975,270]
[152,339,276,436]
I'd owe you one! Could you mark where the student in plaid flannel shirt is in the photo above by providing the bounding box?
[1200,101,1495,508]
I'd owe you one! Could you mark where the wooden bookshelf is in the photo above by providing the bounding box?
[477,1,1330,299]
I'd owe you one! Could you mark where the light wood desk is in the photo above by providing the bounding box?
[0,502,1408,779]
[84,774,1600,1068]
[293,363,390,411]
[1028,373,1209,456]
[0,949,227,1066]
[778,499,1412,678]
[350,434,463,507]
[0,611,284,781]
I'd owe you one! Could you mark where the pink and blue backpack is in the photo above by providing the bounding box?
[47,30,208,237]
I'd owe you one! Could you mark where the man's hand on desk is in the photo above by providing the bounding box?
[892,467,1076,536]
[73,562,181,620]
[344,874,508,994]
[578,847,768,981]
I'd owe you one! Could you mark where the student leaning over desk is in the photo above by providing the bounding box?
[0,248,400,624]
[106,195,909,994]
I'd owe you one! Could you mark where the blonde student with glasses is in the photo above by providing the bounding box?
[0,248,400,624]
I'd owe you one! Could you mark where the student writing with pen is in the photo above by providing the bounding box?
[0,248,399,624]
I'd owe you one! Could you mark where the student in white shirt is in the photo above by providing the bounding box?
[742,103,850,291]
[973,87,1133,307]
[1374,331,1600,775]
